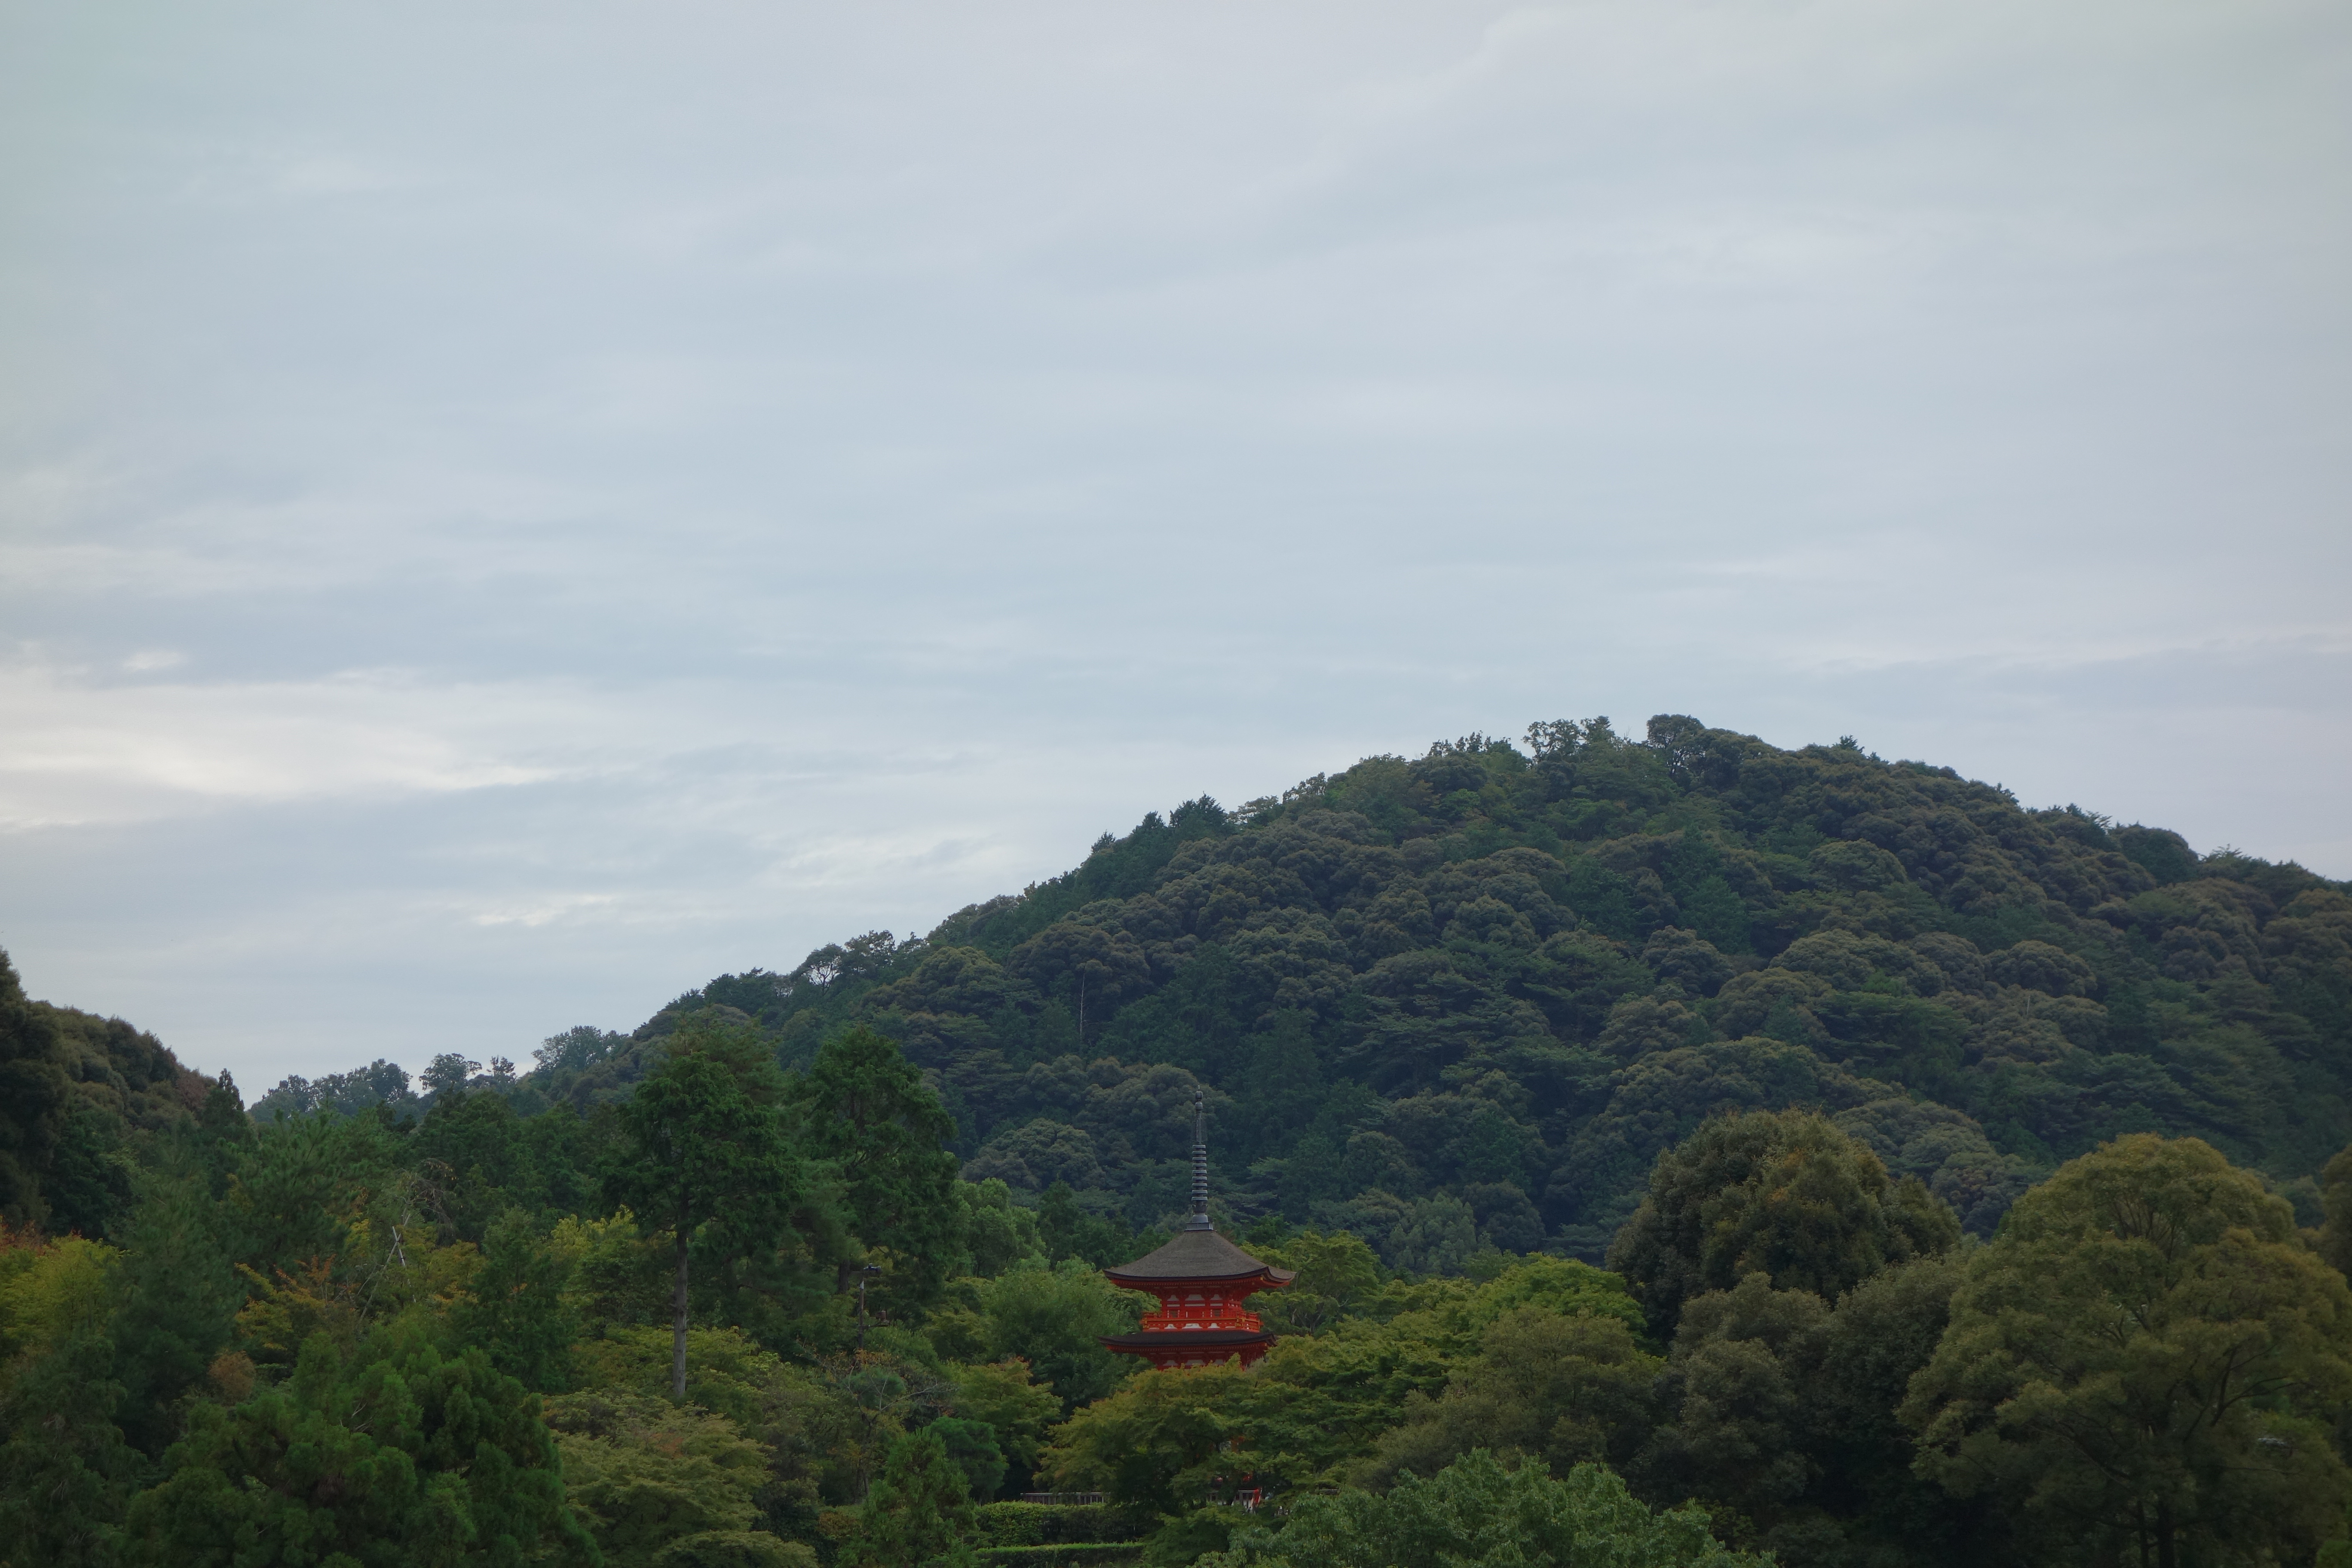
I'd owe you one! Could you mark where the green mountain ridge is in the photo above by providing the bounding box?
[9,712,2352,1568]
[387,713,2352,1271]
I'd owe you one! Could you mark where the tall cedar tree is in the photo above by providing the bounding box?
[612,1020,801,1399]
[1902,1134,2352,1568]
[789,1025,965,1311]
[849,1426,978,1568]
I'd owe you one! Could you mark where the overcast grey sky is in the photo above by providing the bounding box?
[3,0,2347,1094]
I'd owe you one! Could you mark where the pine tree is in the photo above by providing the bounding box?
[850,1427,978,1568]
[120,1326,591,1565]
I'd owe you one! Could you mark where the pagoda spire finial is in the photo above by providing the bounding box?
[1187,1086,1212,1231]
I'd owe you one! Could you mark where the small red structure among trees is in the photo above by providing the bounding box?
[1097,1092,1292,1370]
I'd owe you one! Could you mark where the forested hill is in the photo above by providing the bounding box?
[0,954,235,1240]
[470,713,2352,1263]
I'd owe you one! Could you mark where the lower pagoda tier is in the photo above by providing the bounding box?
[1098,1225,1295,1370]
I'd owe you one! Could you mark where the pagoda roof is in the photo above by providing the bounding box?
[1101,1228,1295,1288]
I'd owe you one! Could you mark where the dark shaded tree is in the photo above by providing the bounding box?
[0,953,69,1228]
[789,1024,966,1311]
[848,1427,977,1568]
[612,1019,804,1398]
[1608,1108,1960,1337]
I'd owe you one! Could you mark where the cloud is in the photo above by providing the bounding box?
[0,0,2343,1090]
[0,662,575,827]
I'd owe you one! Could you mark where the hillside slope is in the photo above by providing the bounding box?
[0,951,234,1237]
[588,715,2351,1265]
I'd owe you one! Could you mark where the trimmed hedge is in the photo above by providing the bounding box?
[974,1547,1146,1568]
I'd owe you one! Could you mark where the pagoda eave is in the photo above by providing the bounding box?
[1101,1266,1292,1292]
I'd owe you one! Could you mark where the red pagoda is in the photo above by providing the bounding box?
[1099,1091,1294,1370]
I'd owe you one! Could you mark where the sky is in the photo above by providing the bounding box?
[2,0,2348,1096]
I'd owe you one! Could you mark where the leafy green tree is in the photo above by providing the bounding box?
[41,1094,137,1241]
[2318,1139,2352,1280]
[945,1358,1062,1494]
[121,1326,591,1566]
[959,1179,1044,1277]
[790,1025,967,1311]
[1254,1230,1382,1334]
[0,1327,135,1568]
[1363,1305,1660,1486]
[1043,1361,1246,1516]
[975,1260,1143,1410]
[412,1088,527,1241]
[420,1051,483,1104]
[1902,1134,2352,1567]
[1804,1253,1988,1563]
[1634,1271,1831,1550]
[1199,1450,1763,1568]
[612,1020,805,1398]
[545,1387,805,1568]
[849,1427,978,1568]
[1608,1108,1960,1336]
[1627,1255,2003,1564]
[560,1320,887,1533]
[224,1108,401,1284]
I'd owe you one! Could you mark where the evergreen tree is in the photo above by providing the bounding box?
[849,1427,979,1568]
[612,1019,804,1400]
[120,1326,591,1566]
[452,1207,581,1393]
[790,1025,966,1310]
[108,1158,242,1458]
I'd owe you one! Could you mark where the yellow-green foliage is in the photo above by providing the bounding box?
[231,1208,478,1367]
[545,1387,808,1568]
[0,1231,117,1362]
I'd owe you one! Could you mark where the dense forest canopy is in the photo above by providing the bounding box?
[6,714,2352,1568]
[454,712,2346,1260]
